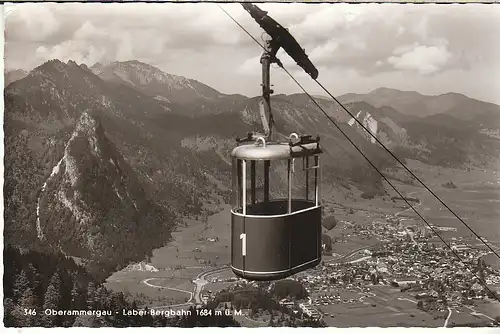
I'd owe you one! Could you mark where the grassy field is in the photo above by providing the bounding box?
[318,285,447,327]
[104,267,202,304]
[150,206,232,270]
[321,302,445,327]
[473,300,500,320]
[106,266,202,286]
[448,311,490,327]
[104,279,191,304]
[326,312,445,327]
[146,278,194,292]
[390,160,500,243]
[399,185,500,241]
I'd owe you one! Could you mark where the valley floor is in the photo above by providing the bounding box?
[105,159,500,327]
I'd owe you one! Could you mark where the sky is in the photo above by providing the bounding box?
[4,2,500,104]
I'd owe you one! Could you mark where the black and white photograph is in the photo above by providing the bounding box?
[3,0,500,328]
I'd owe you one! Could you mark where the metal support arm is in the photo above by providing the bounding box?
[259,38,280,142]
[238,3,319,145]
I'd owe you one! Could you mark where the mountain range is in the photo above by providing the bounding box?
[339,87,500,131]
[5,59,500,277]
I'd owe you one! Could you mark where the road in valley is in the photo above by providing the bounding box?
[141,278,194,310]
[142,278,194,302]
[139,265,232,310]
[395,191,421,217]
[192,266,230,304]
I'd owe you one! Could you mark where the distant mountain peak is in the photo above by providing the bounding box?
[90,61,105,74]
[105,60,201,87]
[37,59,69,72]
[34,59,89,76]
[368,87,423,97]
[312,94,333,101]
[438,92,468,99]
[5,68,28,75]
[5,69,29,86]
[94,59,224,105]
[114,60,157,69]
[42,59,65,66]
[369,87,398,93]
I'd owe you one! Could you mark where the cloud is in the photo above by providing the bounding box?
[393,43,420,56]
[5,2,261,68]
[5,4,61,42]
[309,40,340,67]
[35,41,107,66]
[290,6,350,45]
[4,3,500,104]
[6,3,499,73]
[396,26,406,36]
[236,54,261,76]
[387,43,452,75]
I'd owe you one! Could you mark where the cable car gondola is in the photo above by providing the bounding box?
[230,3,324,281]
[220,3,500,304]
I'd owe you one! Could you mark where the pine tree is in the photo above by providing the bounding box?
[42,273,62,326]
[95,286,107,309]
[28,264,41,296]
[87,282,96,310]
[4,298,16,327]
[13,270,30,301]
[71,283,81,309]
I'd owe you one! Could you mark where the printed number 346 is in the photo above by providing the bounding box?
[24,309,37,316]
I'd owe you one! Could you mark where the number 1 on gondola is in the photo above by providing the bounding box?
[240,233,246,256]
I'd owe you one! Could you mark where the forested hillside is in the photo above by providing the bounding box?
[3,246,239,327]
